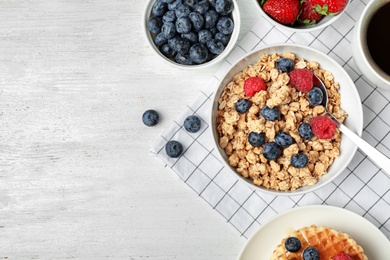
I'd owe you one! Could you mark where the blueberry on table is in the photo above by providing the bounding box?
[165,140,184,158]
[160,44,177,58]
[148,16,163,35]
[175,16,192,34]
[193,0,210,14]
[152,0,168,16]
[181,32,198,43]
[175,3,191,18]
[302,247,320,260]
[284,237,301,252]
[290,153,309,168]
[175,53,193,65]
[204,9,219,28]
[184,115,202,133]
[275,132,294,147]
[216,16,234,35]
[206,39,224,54]
[154,33,168,46]
[142,109,159,127]
[215,32,229,46]
[275,57,294,72]
[261,106,280,121]
[198,29,213,44]
[188,11,204,32]
[298,122,314,140]
[162,10,176,23]
[215,0,234,15]
[235,99,251,113]
[262,142,282,161]
[308,87,324,106]
[189,43,209,64]
[248,132,265,147]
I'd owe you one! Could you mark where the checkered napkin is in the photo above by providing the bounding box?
[152,1,390,239]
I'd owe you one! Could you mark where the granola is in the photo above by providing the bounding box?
[216,53,347,191]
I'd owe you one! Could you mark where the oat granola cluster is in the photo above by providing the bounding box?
[216,52,348,191]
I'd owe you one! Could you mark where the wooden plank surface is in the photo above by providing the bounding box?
[0,0,260,258]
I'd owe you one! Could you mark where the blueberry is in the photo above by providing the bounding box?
[142,109,159,126]
[298,122,314,140]
[193,0,210,14]
[262,142,282,161]
[163,0,175,3]
[215,32,230,46]
[290,153,309,168]
[302,247,320,260]
[168,0,182,10]
[172,37,190,54]
[188,11,204,32]
[154,33,168,46]
[160,44,177,58]
[181,32,198,43]
[209,26,218,36]
[152,0,168,16]
[261,106,280,121]
[165,140,184,158]
[308,87,324,106]
[183,0,199,8]
[189,43,209,64]
[215,0,234,15]
[248,132,265,147]
[207,0,217,7]
[175,53,193,65]
[235,99,251,113]
[204,9,219,28]
[275,58,294,72]
[284,237,301,252]
[161,22,176,39]
[168,36,179,49]
[162,10,176,23]
[206,39,224,54]
[184,115,202,133]
[198,29,213,44]
[148,16,163,34]
[176,16,192,34]
[217,16,234,35]
[175,3,191,18]
[275,132,294,147]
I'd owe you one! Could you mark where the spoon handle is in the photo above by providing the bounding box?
[338,123,390,176]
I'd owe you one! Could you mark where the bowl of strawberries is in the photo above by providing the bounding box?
[253,0,349,32]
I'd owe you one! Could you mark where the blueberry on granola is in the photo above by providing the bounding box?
[262,142,282,161]
[308,87,324,106]
[298,122,314,140]
[142,109,160,127]
[184,115,202,133]
[248,132,265,147]
[284,237,301,252]
[261,106,280,121]
[235,99,251,113]
[165,140,184,158]
[275,132,294,147]
[275,57,295,72]
[290,153,309,168]
[303,247,320,260]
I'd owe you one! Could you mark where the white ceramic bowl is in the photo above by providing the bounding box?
[210,43,363,196]
[252,0,350,33]
[143,0,241,70]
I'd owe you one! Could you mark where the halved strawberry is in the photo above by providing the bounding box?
[262,0,301,24]
[299,0,324,24]
[311,0,348,15]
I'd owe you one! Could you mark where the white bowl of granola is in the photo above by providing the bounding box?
[210,43,363,195]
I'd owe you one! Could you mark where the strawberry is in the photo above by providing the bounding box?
[262,0,301,24]
[311,0,348,15]
[244,77,266,97]
[332,253,353,260]
[299,0,324,24]
[288,68,314,93]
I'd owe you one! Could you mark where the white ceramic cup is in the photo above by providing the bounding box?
[352,0,390,90]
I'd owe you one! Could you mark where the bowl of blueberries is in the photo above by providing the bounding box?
[144,0,240,68]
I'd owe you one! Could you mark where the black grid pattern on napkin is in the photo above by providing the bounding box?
[152,0,390,239]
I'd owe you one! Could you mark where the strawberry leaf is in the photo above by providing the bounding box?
[302,19,317,25]
[259,0,267,6]
[313,4,338,16]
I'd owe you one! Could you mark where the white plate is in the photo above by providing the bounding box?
[238,205,390,260]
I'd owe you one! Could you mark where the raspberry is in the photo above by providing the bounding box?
[289,69,314,93]
[311,116,337,139]
[244,77,266,97]
[332,253,353,260]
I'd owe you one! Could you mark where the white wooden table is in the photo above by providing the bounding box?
[0,1,260,258]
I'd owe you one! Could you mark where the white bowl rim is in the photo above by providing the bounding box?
[142,0,241,70]
[209,43,363,196]
[251,0,351,33]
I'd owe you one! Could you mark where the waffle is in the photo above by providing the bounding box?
[270,225,368,260]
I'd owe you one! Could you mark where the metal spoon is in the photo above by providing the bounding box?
[315,75,390,175]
